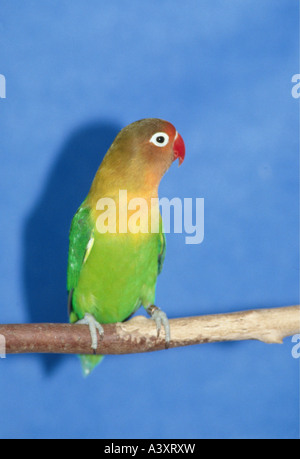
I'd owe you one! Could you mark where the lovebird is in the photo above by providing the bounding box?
[67,118,185,375]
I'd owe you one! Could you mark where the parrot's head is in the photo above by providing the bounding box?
[99,118,185,194]
[127,118,186,169]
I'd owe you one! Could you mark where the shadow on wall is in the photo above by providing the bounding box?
[22,120,121,373]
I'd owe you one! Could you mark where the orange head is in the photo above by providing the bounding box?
[90,118,185,197]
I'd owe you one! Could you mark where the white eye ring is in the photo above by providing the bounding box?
[149,132,169,147]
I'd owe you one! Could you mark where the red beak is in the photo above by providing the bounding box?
[173,131,185,165]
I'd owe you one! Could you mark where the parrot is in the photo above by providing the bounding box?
[67,118,185,375]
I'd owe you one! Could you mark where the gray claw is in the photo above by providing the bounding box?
[76,313,104,351]
[147,305,170,348]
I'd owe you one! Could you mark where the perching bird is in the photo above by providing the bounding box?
[67,118,185,375]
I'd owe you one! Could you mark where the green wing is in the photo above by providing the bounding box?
[158,218,166,275]
[67,204,94,317]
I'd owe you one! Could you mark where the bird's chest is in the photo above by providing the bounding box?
[75,231,159,322]
[96,231,157,274]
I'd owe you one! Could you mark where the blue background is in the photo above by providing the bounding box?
[0,0,299,439]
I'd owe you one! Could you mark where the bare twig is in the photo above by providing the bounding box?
[0,305,299,355]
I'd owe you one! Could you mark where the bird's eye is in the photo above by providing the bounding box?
[149,132,169,147]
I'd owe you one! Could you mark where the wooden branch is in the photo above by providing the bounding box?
[0,306,299,355]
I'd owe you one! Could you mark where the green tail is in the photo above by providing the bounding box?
[79,354,104,377]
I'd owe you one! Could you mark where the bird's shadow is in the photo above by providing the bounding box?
[22,120,121,373]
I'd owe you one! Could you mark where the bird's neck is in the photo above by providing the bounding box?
[87,167,160,207]
[87,170,161,236]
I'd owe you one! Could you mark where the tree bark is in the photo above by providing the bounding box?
[0,305,299,355]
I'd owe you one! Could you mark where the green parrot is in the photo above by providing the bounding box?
[67,118,185,375]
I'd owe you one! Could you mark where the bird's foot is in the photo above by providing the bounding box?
[76,313,104,352]
[146,305,170,349]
